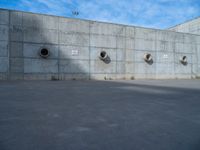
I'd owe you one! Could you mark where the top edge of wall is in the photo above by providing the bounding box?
[1,7,200,37]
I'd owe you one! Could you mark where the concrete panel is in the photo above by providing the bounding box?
[156,52,174,63]
[116,62,125,74]
[156,31,175,42]
[23,27,43,43]
[175,43,195,53]
[125,61,134,74]
[90,22,125,36]
[90,34,116,48]
[10,58,24,73]
[10,25,23,42]
[197,64,200,76]
[90,47,117,61]
[135,27,156,40]
[191,54,198,64]
[59,32,89,46]
[24,27,58,44]
[197,45,200,66]
[0,41,8,57]
[23,12,58,29]
[126,26,135,38]
[43,29,59,44]
[10,11,23,26]
[116,36,126,49]
[59,60,89,73]
[169,17,200,36]
[0,57,8,73]
[116,49,125,61]
[59,45,89,60]
[195,36,200,44]
[156,63,174,74]
[90,60,116,73]
[126,50,134,62]
[10,42,23,57]
[0,9,9,25]
[23,43,58,59]
[174,34,185,43]
[0,25,9,41]
[134,38,156,51]
[192,63,198,75]
[184,34,197,43]
[42,15,58,30]
[59,18,89,33]
[156,41,175,52]
[24,59,58,73]
[23,13,43,28]
[175,63,192,74]
[126,37,135,50]
[134,62,155,74]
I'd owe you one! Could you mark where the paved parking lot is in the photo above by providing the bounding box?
[0,80,200,150]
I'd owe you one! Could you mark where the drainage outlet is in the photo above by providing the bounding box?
[99,51,108,60]
[39,48,50,58]
[144,53,152,62]
[180,56,187,64]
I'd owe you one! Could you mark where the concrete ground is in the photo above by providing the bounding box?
[0,80,200,150]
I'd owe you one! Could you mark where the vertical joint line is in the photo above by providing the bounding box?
[89,22,91,80]
[8,10,11,80]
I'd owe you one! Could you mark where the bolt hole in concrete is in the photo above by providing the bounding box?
[39,48,49,58]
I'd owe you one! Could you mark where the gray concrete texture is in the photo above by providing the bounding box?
[1,8,200,80]
[169,17,200,35]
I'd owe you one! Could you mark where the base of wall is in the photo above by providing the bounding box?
[0,73,196,80]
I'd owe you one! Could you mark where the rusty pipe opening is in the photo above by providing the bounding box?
[39,48,49,58]
[99,51,108,60]
[144,53,152,62]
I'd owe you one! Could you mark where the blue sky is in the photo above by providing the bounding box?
[0,0,200,29]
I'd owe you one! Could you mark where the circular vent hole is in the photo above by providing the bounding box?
[100,51,106,58]
[146,54,151,60]
[40,48,49,58]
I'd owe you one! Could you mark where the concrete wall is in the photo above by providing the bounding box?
[1,8,200,80]
[169,17,200,35]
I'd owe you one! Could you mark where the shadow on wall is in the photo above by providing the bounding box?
[10,10,89,80]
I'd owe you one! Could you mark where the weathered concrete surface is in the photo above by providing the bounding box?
[169,17,200,35]
[1,8,200,80]
[0,80,200,150]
